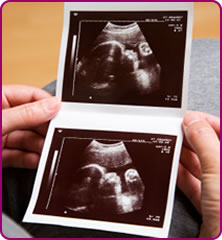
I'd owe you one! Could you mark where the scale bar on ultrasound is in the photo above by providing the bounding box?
[71,35,77,96]
[49,150,59,180]
[46,150,59,209]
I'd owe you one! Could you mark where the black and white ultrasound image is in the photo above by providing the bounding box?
[62,11,187,107]
[75,22,161,102]
[34,129,177,228]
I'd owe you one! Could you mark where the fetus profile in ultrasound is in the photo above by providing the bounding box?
[66,140,145,215]
[75,22,161,102]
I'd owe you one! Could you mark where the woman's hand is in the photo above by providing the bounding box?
[178,111,220,238]
[2,85,61,169]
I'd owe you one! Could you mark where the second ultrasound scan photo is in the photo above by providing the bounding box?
[33,129,177,229]
[62,11,187,108]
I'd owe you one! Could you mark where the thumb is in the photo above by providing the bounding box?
[2,97,61,136]
[183,112,220,175]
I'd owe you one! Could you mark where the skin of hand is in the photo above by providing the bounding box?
[177,111,220,238]
[2,85,61,169]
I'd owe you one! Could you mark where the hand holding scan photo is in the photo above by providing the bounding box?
[2,85,61,168]
[23,2,195,238]
[178,111,220,238]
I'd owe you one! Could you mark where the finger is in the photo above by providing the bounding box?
[195,111,220,138]
[2,149,40,169]
[182,136,193,151]
[2,85,51,109]
[183,111,220,150]
[5,130,44,154]
[2,97,61,136]
[34,122,50,137]
[177,163,201,213]
[183,114,220,175]
[180,146,202,180]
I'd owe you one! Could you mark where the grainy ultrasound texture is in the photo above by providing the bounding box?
[33,130,176,230]
[76,22,161,101]
[66,140,145,215]
[84,140,133,168]
[61,11,187,107]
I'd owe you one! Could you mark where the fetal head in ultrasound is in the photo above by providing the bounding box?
[66,140,145,215]
[75,22,161,101]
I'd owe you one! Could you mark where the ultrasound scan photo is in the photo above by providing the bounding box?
[62,11,187,108]
[66,140,145,215]
[75,22,161,102]
[33,128,177,228]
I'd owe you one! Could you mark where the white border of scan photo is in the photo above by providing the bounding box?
[24,115,183,238]
[57,2,193,118]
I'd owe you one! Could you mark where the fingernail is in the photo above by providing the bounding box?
[43,97,60,112]
[183,113,201,128]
